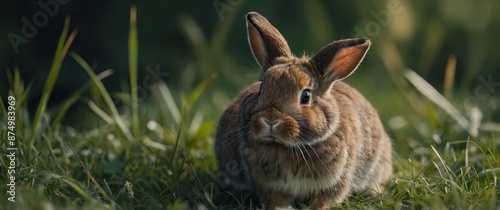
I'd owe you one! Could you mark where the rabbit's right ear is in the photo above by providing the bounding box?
[247,12,291,71]
[310,38,370,93]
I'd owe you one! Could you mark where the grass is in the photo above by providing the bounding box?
[1,5,500,210]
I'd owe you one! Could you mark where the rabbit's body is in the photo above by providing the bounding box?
[215,12,392,209]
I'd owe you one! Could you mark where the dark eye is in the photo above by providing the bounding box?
[300,89,311,105]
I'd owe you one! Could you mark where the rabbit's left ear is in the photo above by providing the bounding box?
[310,38,370,91]
[247,12,291,71]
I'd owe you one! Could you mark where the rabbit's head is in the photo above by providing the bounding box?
[244,12,371,147]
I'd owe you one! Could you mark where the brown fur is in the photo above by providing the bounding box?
[215,12,392,209]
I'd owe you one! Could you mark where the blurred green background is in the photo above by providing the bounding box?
[1,0,499,125]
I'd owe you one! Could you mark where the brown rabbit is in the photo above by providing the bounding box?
[215,12,392,209]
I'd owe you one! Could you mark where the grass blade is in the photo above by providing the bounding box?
[479,123,500,132]
[0,95,5,116]
[404,69,473,136]
[17,81,33,111]
[29,17,77,147]
[168,113,184,169]
[88,101,114,124]
[50,70,113,128]
[187,73,217,108]
[60,176,95,202]
[443,55,457,100]
[70,52,135,144]
[210,1,244,58]
[13,66,21,96]
[129,5,140,140]
[426,102,442,134]
[67,142,114,204]
[157,82,181,124]
[378,38,427,114]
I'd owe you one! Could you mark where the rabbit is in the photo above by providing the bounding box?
[215,11,392,209]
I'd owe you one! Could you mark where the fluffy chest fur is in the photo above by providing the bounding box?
[261,164,345,198]
[243,140,350,198]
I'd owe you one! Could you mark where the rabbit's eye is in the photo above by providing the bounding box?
[300,89,311,105]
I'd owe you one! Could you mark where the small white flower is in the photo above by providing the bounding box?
[124,181,134,199]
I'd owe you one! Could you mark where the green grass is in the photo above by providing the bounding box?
[1,5,500,210]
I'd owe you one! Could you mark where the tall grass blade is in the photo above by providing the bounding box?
[426,102,442,133]
[88,101,114,124]
[187,73,217,108]
[168,117,184,169]
[13,66,21,97]
[3,67,31,116]
[404,69,473,137]
[157,82,181,124]
[68,142,115,204]
[431,145,452,179]
[301,0,334,46]
[18,81,32,138]
[17,82,33,111]
[29,17,76,147]
[60,176,95,202]
[50,70,113,128]
[70,52,135,144]
[6,67,30,133]
[178,16,211,77]
[128,5,140,140]
[0,96,5,116]
[479,123,500,132]
[470,141,498,180]
[210,1,245,58]
[378,38,426,114]
[443,55,457,100]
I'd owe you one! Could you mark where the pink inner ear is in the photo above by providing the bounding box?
[330,46,367,79]
[248,23,267,68]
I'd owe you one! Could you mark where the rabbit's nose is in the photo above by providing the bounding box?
[261,117,281,130]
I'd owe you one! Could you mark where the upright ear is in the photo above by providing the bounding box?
[246,12,291,71]
[310,38,370,90]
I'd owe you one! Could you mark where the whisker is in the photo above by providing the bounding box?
[296,144,314,178]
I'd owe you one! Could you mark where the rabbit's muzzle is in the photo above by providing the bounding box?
[250,108,300,146]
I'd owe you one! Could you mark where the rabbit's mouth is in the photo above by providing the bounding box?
[258,135,277,142]
[257,135,300,147]
[257,135,286,144]
[260,135,278,141]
